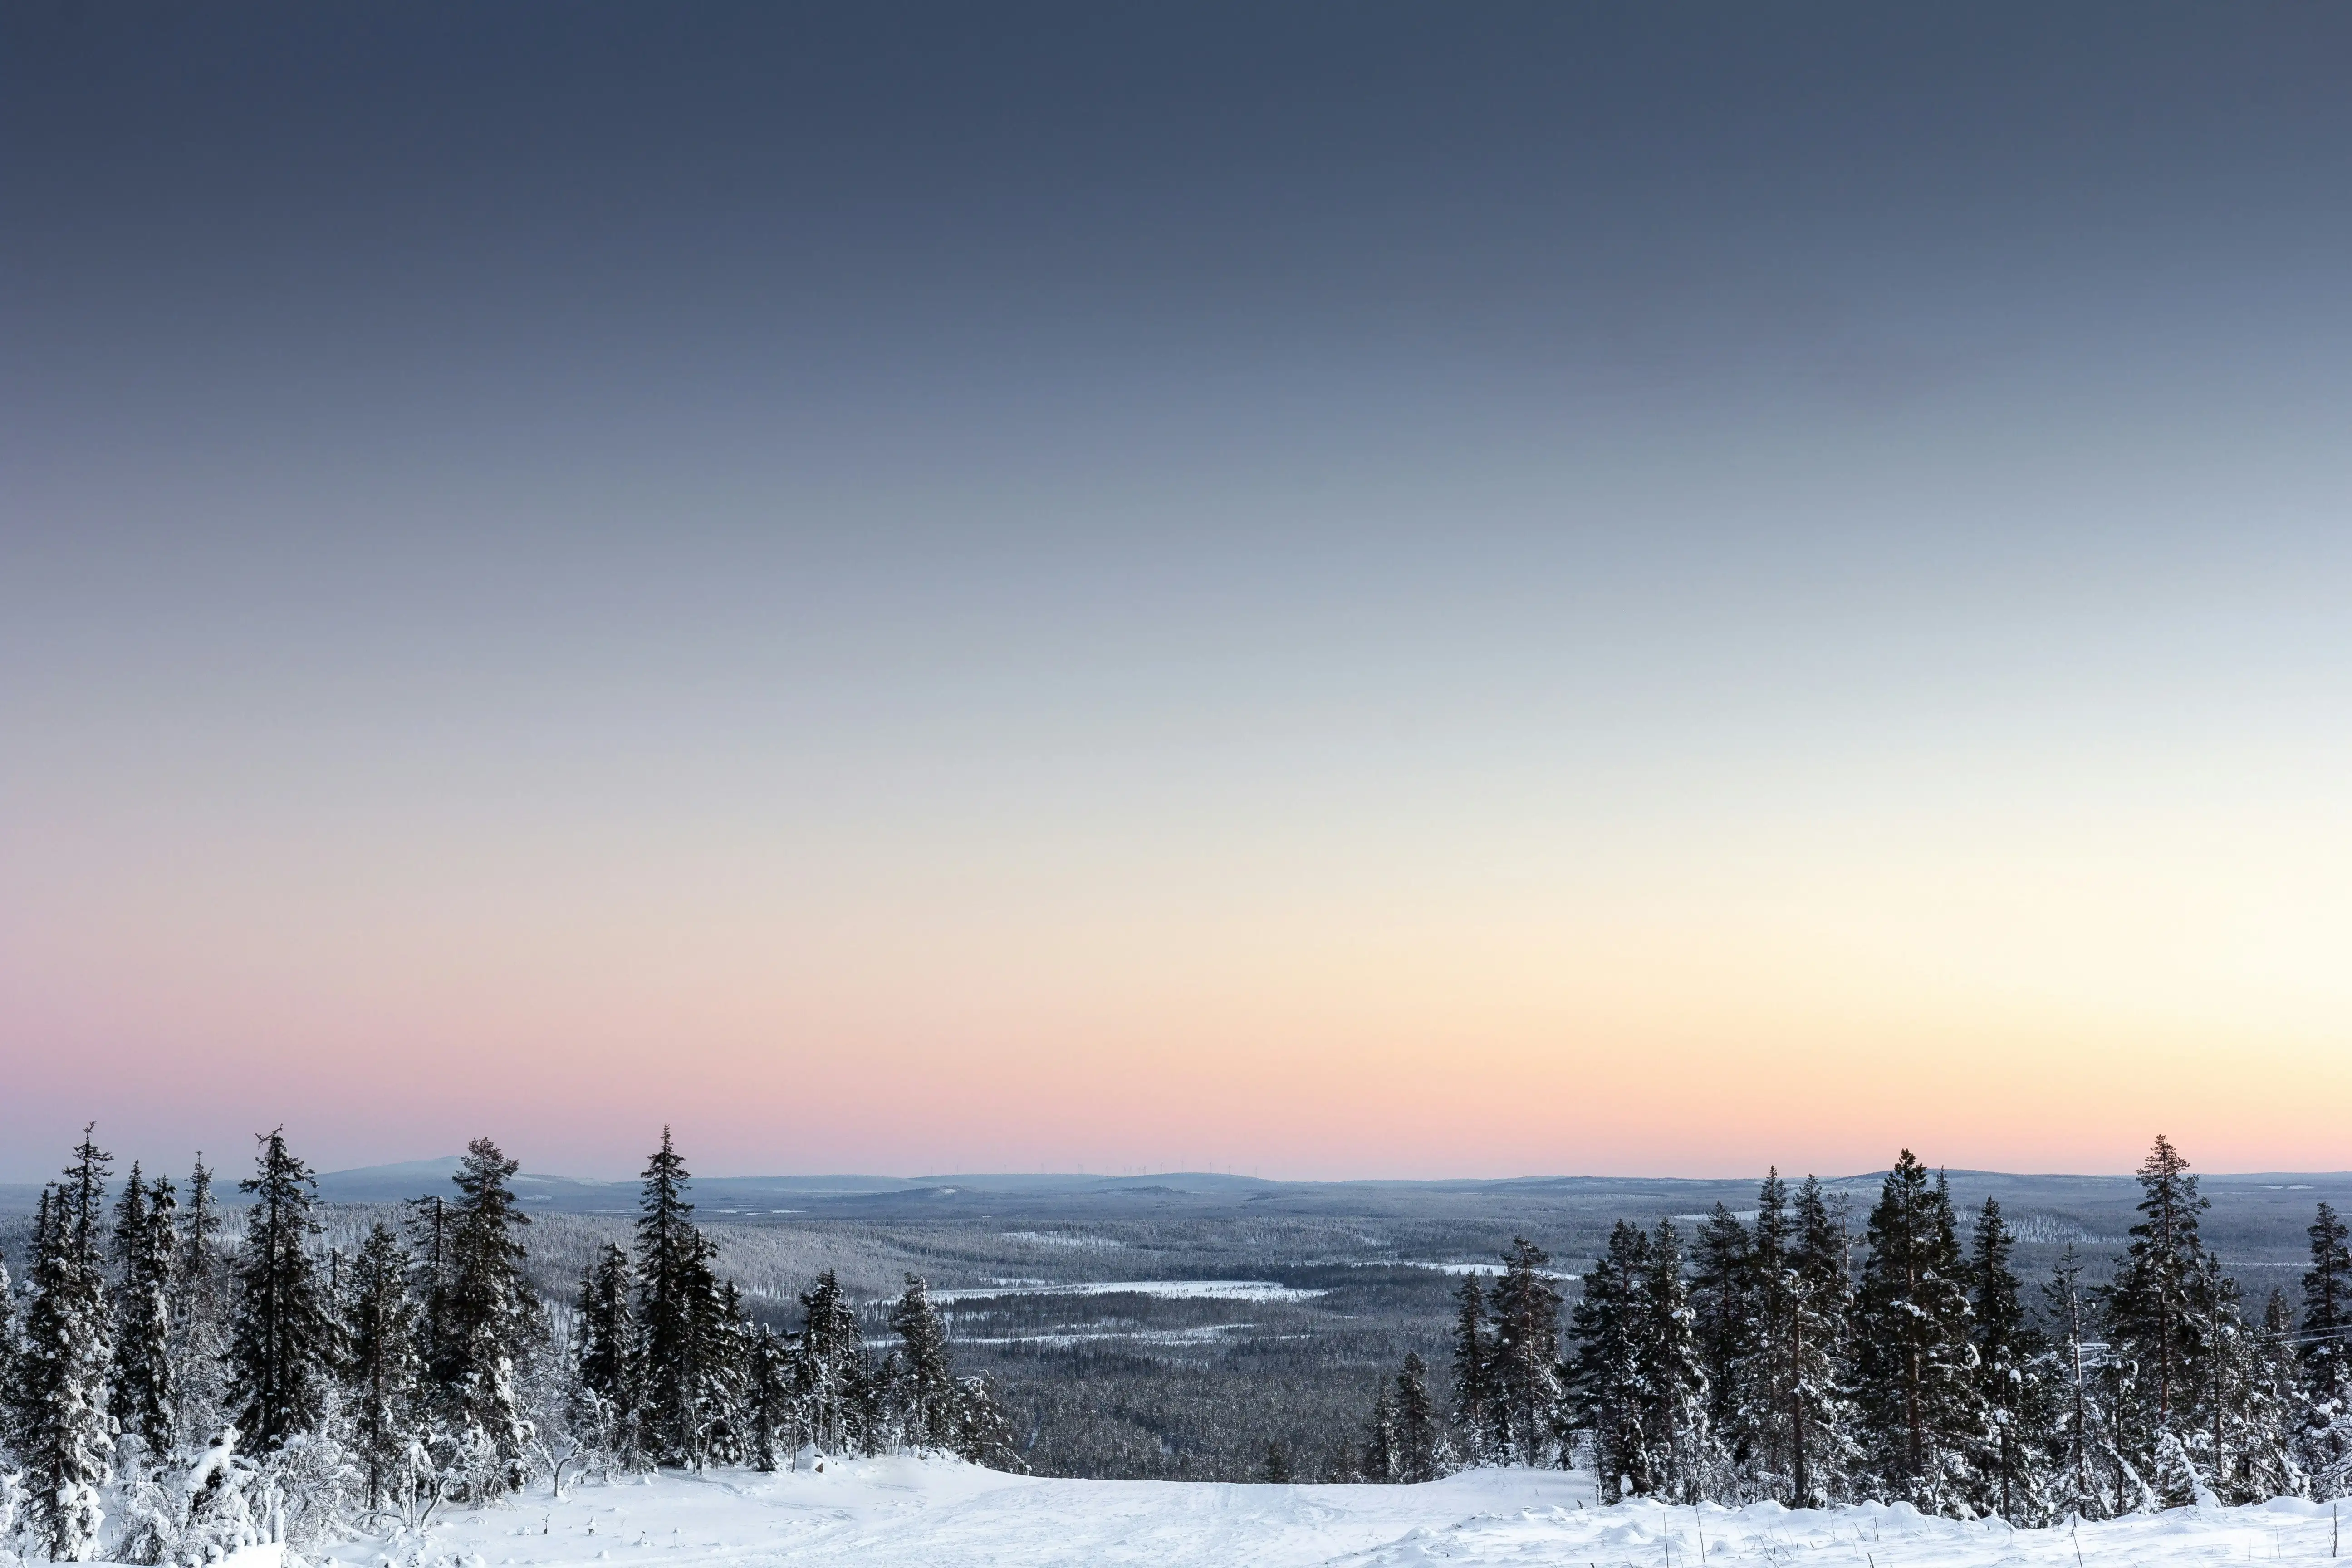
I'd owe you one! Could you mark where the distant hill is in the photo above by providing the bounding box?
[3,1161,2349,1237]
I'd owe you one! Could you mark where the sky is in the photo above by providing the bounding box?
[5,3,2351,1184]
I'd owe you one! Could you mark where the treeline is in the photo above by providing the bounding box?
[0,1125,1020,1564]
[1351,1136,2352,1519]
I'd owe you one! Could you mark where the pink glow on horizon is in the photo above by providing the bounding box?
[8,856,2347,1181]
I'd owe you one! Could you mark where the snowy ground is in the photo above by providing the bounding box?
[299,1460,2351,1568]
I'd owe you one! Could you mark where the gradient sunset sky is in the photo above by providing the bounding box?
[6,4,2351,1182]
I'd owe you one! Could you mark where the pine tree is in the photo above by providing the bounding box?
[2191,1262,2301,1505]
[435,1137,539,1495]
[2047,1245,2138,1519]
[2102,1134,2213,1487]
[2302,1202,2352,1496]
[343,1223,423,1513]
[173,1154,234,1450]
[887,1276,957,1451]
[1851,1153,1982,1512]
[573,1241,639,1465]
[1488,1237,1563,1465]
[2190,1254,2242,1504]
[1394,1352,1441,1482]
[405,1192,454,1395]
[113,1164,180,1466]
[1970,1198,2053,1522]
[16,1174,116,1561]
[1448,1276,1494,1464]
[230,1127,336,1452]
[1568,1220,1652,1500]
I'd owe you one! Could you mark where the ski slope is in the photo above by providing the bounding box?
[318,1458,2350,1568]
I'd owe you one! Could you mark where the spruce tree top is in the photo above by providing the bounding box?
[63,1122,113,1270]
[242,1128,321,1231]
[639,1127,695,1229]
[1755,1167,1792,1259]
[2129,1133,2207,1259]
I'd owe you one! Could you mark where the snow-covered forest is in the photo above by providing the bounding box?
[2,1129,2349,1564]
[1382,1136,2352,1521]
[0,1128,1018,1563]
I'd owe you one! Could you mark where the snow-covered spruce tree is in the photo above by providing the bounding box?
[173,1155,235,1453]
[1567,1220,1651,1500]
[795,1269,867,1459]
[16,1170,117,1561]
[1970,1198,2054,1523]
[2101,1133,2213,1493]
[2302,1201,2352,1496]
[1689,1200,1757,1487]
[1636,1219,1722,1502]
[113,1165,180,1467]
[949,1376,1023,1470]
[432,1137,540,1497]
[634,1127,727,1466]
[1394,1352,1443,1482]
[231,1128,336,1453]
[1851,1153,1983,1513]
[573,1241,641,1469]
[1363,1384,1397,1482]
[2152,1426,2211,1511]
[1488,1238,1563,1465]
[343,1222,423,1515]
[59,1125,112,1263]
[1713,1172,1857,1507]
[703,1280,753,1466]
[1448,1276,1494,1465]
[1786,1175,1860,1508]
[1730,1173,1795,1497]
[887,1275,958,1452]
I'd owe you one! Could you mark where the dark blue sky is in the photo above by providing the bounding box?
[6,5,2352,1179]
[13,3,2349,473]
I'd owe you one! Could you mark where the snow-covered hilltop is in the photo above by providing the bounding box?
[324,1458,2345,1568]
